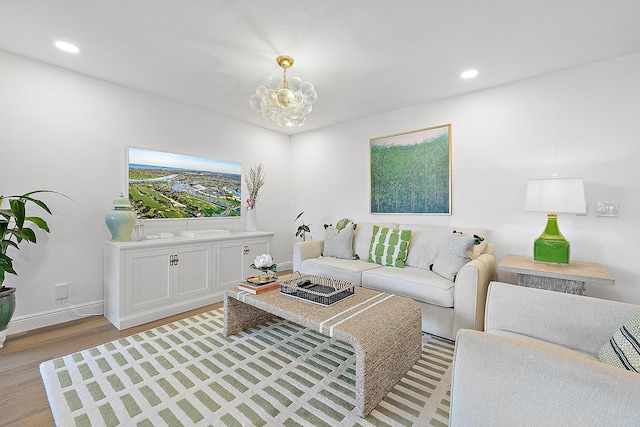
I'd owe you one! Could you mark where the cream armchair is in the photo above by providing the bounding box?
[450,281,640,427]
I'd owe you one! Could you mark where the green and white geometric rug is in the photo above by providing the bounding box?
[40,308,454,427]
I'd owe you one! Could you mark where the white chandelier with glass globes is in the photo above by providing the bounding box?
[249,55,318,127]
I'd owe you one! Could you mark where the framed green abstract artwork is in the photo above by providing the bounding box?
[370,124,451,214]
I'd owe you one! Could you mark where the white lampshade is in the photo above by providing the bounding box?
[524,178,586,214]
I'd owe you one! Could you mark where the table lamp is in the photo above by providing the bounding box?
[524,177,586,264]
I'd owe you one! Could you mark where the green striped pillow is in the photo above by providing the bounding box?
[368,226,411,268]
[598,310,640,373]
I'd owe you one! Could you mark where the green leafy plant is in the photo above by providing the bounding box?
[294,211,311,241]
[0,190,63,290]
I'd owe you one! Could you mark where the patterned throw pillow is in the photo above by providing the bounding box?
[323,224,355,259]
[598,311,640,373]
[368,226,411,268]
[431,234,476,281]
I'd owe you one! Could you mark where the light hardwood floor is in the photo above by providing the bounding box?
[0,301,223,427]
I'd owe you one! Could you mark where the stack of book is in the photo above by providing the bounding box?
[237,280,280,294]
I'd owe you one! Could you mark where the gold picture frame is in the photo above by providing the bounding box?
[370,124,451,214]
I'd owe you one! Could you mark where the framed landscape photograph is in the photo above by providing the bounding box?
[128,147,242,219]
[370,124,451,214]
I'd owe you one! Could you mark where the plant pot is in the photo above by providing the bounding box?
[0,287,16,348]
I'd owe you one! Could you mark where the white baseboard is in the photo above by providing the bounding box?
[7,300,104,336]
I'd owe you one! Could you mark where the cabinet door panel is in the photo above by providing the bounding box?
[218,244,244,287]
[126,250,171,313]
[217,239,271,289]
[242,241,270,278]
[174,245,211,299]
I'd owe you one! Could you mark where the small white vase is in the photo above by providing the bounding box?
[246,208,257,231]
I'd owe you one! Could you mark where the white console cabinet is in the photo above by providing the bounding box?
[104,231,274,329]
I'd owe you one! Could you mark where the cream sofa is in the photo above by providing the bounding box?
[292,222,496,340]
[450,281,640,426]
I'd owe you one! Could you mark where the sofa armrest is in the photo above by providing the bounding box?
[452,252,496,333]
[292,240,324,272]
[485,281,640,355]
[483,242,495,255]
[450,329,640,427]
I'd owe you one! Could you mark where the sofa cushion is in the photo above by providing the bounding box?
[598,310,640,373]
[362,266,455,308]
[300,257,381,285]
[466,231,488,259]
[452,229,488,259]
[431,233,476,280]
[368,226,411,268]
[353,222,396,260]
[401,224,489,270]
[322,223,355,259]
[402,225,455,269]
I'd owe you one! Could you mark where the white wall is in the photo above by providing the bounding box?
[290,52,640,305]
[0,50,291,333]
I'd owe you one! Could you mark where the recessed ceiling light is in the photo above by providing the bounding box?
[55,41,81,54]
[460,69,478,79]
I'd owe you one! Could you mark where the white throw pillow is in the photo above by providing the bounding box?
[463,231,488,258]
[322,224,355,259]
[431,234,476,281]
[404,227,453,269]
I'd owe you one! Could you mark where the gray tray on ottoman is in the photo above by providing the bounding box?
[280,273,354,305]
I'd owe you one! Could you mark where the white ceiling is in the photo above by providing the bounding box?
[1,0,639,135]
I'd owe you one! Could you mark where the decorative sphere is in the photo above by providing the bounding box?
[276,88,299,108]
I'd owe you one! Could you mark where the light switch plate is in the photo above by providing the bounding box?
[597,202,619,217]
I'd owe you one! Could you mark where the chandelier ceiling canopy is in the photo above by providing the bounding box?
[249,55,318,127]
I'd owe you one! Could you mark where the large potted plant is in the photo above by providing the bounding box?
[0,190,60,347]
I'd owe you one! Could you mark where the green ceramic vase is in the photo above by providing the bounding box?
[105,194,137,242]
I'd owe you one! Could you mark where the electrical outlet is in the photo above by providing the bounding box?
[55,283,69,300]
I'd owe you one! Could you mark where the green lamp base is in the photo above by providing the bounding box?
[533,213,571,264]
